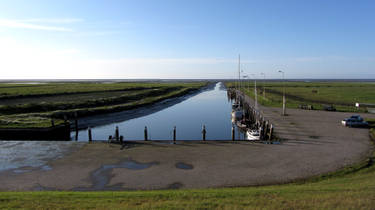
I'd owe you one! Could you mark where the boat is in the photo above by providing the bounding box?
[232,102,240,109]
[236,120,247,129]
[246,129,260,141]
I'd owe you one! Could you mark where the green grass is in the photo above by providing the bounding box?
[0,82,180,99]
[227,81,375,112]
[0,115,64,128]
[0,148,374,209]
[0,82,206,128]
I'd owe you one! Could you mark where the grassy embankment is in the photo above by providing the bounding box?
[0,82,206,128]
[227,81,375,112]
[0,139,374,209]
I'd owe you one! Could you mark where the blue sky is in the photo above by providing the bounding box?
[0,0,374,79]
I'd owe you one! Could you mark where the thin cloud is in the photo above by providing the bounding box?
[20,18,84,24]
[0,19,72,31]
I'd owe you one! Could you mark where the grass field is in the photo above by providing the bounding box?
[0,142,374,209]
[227,81,375,112]
[0,82,206,128]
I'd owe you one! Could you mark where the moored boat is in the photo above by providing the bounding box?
[246,129,260,141]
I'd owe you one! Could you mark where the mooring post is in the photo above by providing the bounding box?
[74,112,78,128]
[74,112,79,141]
[269,124,273,141]
[232,126,235,141]
[202,125,206,141]
[173,126,176,144]
[115,126,119,142]
[261,121,266,140]
[120,135,124,144]
[88,127,92,142]
[265,120,269,140]
[144,126,148,141]
[108,135,112,143]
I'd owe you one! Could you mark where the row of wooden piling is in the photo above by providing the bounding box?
[83,125,245,142]
[229,89,274,141]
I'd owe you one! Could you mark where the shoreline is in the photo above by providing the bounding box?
[75,83,216,130]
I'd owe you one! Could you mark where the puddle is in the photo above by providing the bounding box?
[0,141,83,172]
[13,169,32,174]
[175,162,194,170]
[41,165,52,171]
[309,136,319,139]
[167,182,184,189]
[90,159,158,190]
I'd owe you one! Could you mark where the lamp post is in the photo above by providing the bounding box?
[260,73,266,98]
[242,75,249,94]
[278,70,286,116]
[251,74,258,110]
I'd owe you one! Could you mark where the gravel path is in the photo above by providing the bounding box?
[0,95,374,191]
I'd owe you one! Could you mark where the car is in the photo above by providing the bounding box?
[323,104,336,111]
[349,115,363,121]
[341,116,368,128]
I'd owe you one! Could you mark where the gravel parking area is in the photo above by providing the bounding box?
[0,95,373,191]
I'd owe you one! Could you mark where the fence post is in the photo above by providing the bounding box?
[88,127,92,142]
[173,126,176,144]
[202,125,206,141]
[144,126,148,141]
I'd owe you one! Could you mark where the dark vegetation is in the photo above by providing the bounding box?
[0,82,206,128]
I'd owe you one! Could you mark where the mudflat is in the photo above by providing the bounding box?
[0,104,373,190]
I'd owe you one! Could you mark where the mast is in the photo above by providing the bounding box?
[238,54,241,90]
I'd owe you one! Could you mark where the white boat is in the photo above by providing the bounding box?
[246,129,260,141]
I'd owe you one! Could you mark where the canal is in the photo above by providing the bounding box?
[73,82,246,141]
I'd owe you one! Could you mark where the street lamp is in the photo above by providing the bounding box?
[242,75,249,94]
[260,73,266,98]
[251,74,258,110]
[278,70,286,116]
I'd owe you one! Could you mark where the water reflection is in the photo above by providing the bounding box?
[74,82,246,141]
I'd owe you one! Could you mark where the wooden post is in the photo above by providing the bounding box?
[108,135,112,143]
[232,126,235,141]
[75,121,79,141]
[88,127,92,142]
[144,126,148,141]
[120,136,124,144]
[173,126,176,144]
[265,120,269,140]
[269,124,273,141]
[115,126,119,142]
[262,121,266,140]
[202,125,206,141]
[74,112,78,127]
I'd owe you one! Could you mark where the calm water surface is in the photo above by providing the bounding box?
[74,82,245,141]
